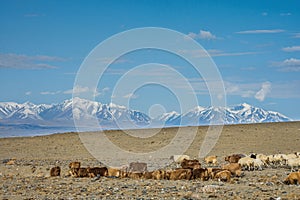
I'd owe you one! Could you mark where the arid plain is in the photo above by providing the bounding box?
[1,121,300,199]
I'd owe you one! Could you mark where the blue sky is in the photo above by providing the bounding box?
[0,0,299,120]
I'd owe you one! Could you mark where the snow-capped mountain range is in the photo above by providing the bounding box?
[0,98,291,131]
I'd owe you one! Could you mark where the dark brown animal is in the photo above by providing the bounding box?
[207,168,223,179]
[152,170,166,180]
[87,167,108,178]
[181,159,201,169]
[75,168,89,178]
[50,166,61,177]
[129,162,147,173]
[192,168,209,181]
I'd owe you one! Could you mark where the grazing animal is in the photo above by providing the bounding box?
[192,168,209,181]
[207,168,223,179]
[181,159,201,169]
[50,166,61,177]
[287,158,300,171]
[214,170,231,182]
[75,168,89,178]
[87,167,108,178]
[225,154,242,163]
[284,171,300,185]
[166,168,192,180]
[68,162,81,177]
[108,168,122,178]
[222,163,242,177]
[204,156,218,166]
[238,157,254,171]
[69,161,81,169]
[129,162,147,173]
[170,155,190,164]
[128,172,143,179]
[151,170,166,180]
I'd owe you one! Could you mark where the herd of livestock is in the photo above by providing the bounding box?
[50,152,300,185]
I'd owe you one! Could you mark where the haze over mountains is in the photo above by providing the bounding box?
[0,97,291,133]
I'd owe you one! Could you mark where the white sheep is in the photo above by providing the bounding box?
[287,158,300,171]
[253,158,264,170]
[256,154,270,167]
[170,155,190,164]
[238,157,254,171]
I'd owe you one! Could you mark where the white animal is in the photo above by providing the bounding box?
[170,155,190,164]
[238,157,254,171]
[287,158,300,171]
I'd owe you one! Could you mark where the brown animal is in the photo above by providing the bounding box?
[142,171,153,179]
[222,163,242,177]
[50,166,61,177]
[75,168,89,178]
[68,161,81,177]
[225,154,242,163]
[284,171,300,185]
[207,168,223,179]
[181,159,201,169]
[69,161,81,169]
[192,168,209,181]
[87,167,108,178]
[108,168,122,177]
[204,156,218,166]
[129,162,147,173]
[214,170,231,182]
[166,169,192,180]
[128,172,143,179]
[152,170,166,180]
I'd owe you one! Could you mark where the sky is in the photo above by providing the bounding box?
[0,0,299,120]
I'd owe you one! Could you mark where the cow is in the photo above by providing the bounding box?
[50,166,61,177]
[75,168,89,178]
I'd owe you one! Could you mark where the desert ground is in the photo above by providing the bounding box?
[1,121,300,199]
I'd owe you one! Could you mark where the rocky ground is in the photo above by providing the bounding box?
[0,122,300,199]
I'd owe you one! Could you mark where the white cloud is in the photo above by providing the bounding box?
[63,86,90,94]
[25,91,32,96]
[293,33,300,38]
[178,49,258,58]
[123,93,139,99]
[280,13,291,16]
[255,82,271,101]
[273,58,300,72]
[40,91,61,95]
[262,12,268,16]
[187,30,217,40]
[0,53,64,69]
[282,46,300,52]
[236,29,285,34]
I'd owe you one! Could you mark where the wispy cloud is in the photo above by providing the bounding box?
[40,91,61,95]
[282,46,300,52]
[236,29,285,34]
[187,30,217,40]
[178,49,258,58]
[293,33,300,38]
[280,13,291,16]
[123,93,139,99]
[0,53,65,69]
[255,82,271,101]
[25,91,32,96]
[261,12,268,16]
[24,13,44,17]
[272,58,300,72]
[63,86,90,94]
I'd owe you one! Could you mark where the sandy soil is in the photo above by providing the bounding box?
[1,121,300,199]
